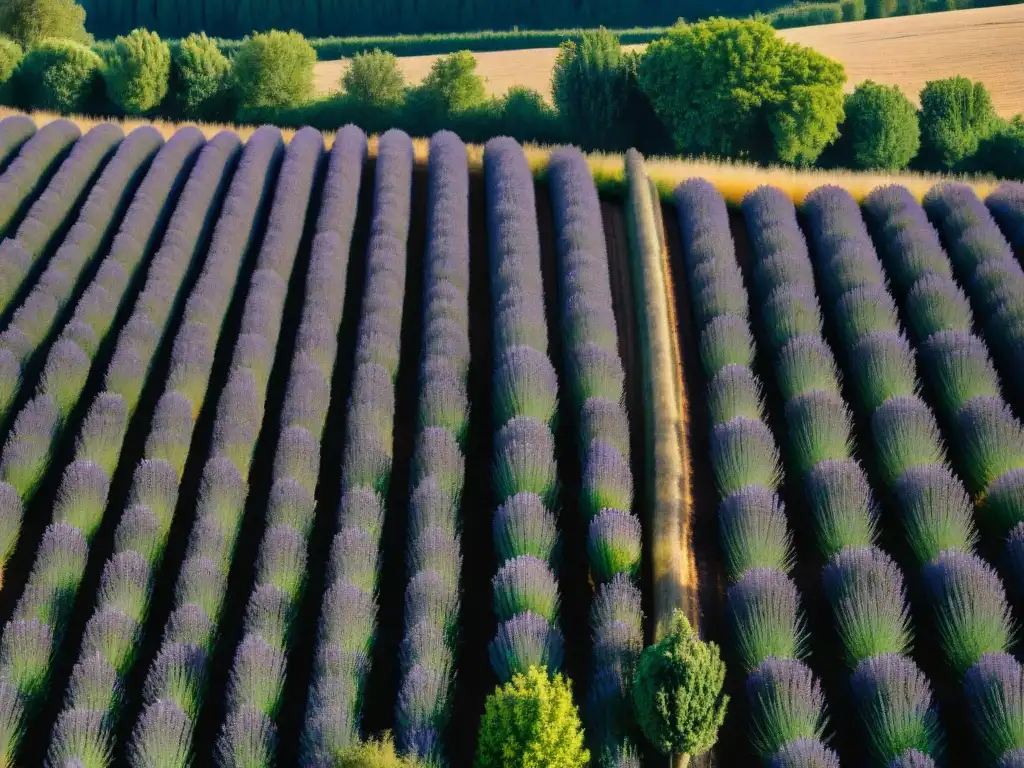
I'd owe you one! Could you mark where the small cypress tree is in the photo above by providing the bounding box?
[919,76,998,170]
[844,80,920,170]
[632,611,729,762]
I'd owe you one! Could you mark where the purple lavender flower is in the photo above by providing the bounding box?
[850,653,941,764]
[710,417,782,497]
[963,652,1024,763]
[493,416,557,504]
[727,567,805,672]
[923,550,1014,676]
[266,476,316,539]
[488,610,564,683]
[129,458,181,527]
[822,546,911,668]
[746,657,827,761]
[582,440,632,520]
[770,739,840,768]
[718,486,793,583]
[893,464,978,566]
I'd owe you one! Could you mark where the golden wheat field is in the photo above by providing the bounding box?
[313,4,1024,117]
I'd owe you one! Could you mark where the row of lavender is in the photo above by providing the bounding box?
[216,125,366,765]
[124,127,323,766]
[0,125,164,424]
[301,129,414,763]
[0,116,36,174]
[803,186,1018,767]
[548,148,641,763]
[0,124,203,595]
[742,185,941,766]
[673,180,836,766]
[392,131,470,761]
[0,129,241,766]
[0,123,123,317]
[923,182,1024,421]
[0,119,80,241]
[483,137,566,688]
[46,126,285,765]
[988,182,1024,253]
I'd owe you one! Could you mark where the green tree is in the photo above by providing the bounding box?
[342,48,405,109]
[104,28,170,114]
[841,0,866,19]
[417,50,486,113]
[551,28,631,150]
[638,18,846,165]
[842,80,920,169]
[19,38,102,112]
[0,0,90,48]
[632,612,728,762]
[171,32,232,120]
[919,76,998,170]
[476,666,589,768]
[972,116,1024,181]
[232,29,316,110]
[0,36,22,100]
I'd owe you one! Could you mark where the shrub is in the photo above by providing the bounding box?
[342,48,405,109]
[973,116,1024,181]
[632,611,728,757]
[639,18,846,165]
[232,29,315,110]
[171,32,231,120]
[919,76,998,170]
[18,39,102,112]
[843,81,920,170]
[414,50,486,115]
[551,28,631,150]
[334,733,421,767]
[104,28,170,115]
[0,36,21,96]
[476,665,589,768]
[500,86,562,144]
[771,3,843,29]
[0,0,90,48]
[841,0,867,19]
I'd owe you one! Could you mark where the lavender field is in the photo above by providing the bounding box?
[0,112,1022,767]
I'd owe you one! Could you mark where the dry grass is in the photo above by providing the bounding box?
[314,4,1024,118]
[0,106,998,205]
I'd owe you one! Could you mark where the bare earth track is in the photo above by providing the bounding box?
[314,4,1024,118]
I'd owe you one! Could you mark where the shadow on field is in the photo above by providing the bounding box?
[448,169,497,766]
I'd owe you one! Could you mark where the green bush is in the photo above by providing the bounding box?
[104,28,170,114]
[638,18,846,166]
[865,0,898,16]
[500,86,564,144]
[551,27,632,150]
[19,38,102,112]
[334,733,421,768]
[770,3,843,29]
[633,611,729,758]
[0,35,21,99]
[171,32,232,120]
[232,29,315,110]
[919,76,998,170]
[415,49,486,114]
[342,48,405,109]
[841,0,866,19]
[0,0,90,48]
[972,116,1024,181]
[843,80,920,170]
[476,665,589,768]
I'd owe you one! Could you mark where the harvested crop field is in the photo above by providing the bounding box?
[314,4,1024,117]
[1,108,1024,767]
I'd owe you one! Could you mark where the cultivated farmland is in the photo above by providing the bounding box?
[0,111,1022,767]
[313,4,1024,118]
